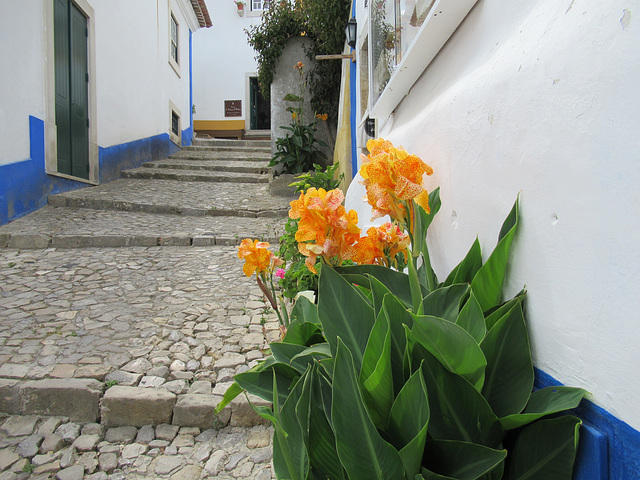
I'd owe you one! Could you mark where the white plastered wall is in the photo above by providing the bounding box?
[372,0,640,430]
[0,1,46,166]
[93,0,196,148]
[192,0,262,124]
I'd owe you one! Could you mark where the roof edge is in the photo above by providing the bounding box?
[190,0,212,28]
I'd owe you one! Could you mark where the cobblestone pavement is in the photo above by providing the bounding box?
[0,139,288,479]
[0,247,279,479]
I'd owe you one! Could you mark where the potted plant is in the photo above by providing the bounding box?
[234,0,245,16]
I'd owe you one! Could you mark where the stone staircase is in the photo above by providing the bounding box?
[0,138,291,478]
[0,139,290,250]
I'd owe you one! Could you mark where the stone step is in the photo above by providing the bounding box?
[169,150,271,165]
[144,158,269,174]
[122,167,269,184]
[192,138,271,149]
[169,150,271,162]
[0,378,268,429]
[0,206,286,249]
[46,178,292,219]
[184,145,271,154]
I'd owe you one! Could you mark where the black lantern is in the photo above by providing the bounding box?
[345,17,357,49]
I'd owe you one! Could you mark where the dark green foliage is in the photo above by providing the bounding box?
[278,217,320,300]
[269,122,328,174]
[288,162,344,194]
[245,0,351,123]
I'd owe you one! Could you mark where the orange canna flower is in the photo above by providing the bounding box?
[353,222,410,268]
[237,239,283,278]
[294,62,304,70]
[360,138,433,226]
[289,188,361,273]
[316,113,328,121]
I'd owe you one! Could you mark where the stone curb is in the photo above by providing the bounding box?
[0,378,267,430]
[46,196,287,219]
[142,161,269,174]
[0,233,282,250]
[121,168,270,184]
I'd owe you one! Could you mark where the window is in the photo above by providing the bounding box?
[169,12,180,76]
[368,0,479,119]
[170,14,178,63]
[169,102,181,146]
[251,0,264,11]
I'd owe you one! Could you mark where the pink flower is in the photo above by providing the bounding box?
[275,268,285,280]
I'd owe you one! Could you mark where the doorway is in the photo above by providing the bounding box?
[249,77,270,131]
[54,0,90,180]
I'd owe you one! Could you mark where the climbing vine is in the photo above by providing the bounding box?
[246,0,351,123]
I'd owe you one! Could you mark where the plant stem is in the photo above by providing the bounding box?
[256,275,284,326]
[407,253,424,315]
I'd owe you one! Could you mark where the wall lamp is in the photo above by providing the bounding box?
[315,17,357,62]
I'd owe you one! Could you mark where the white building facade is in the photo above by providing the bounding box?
[192,0,270,138]
[0,0,211,225]
[348,0,640,476]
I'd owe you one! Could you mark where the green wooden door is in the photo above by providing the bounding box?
[250,77,270,131]
[54,0,89,179]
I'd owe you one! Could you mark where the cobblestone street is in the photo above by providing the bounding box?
[0,139,290,479]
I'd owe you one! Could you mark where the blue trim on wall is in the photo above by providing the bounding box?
[0,115,184,226]
[187,29,193,147]
[0,116,86,225]
[349,2,357,179]
[98,133,180,183]
[535,368,640,479]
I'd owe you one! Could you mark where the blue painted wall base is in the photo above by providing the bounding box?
[535,368,640,479]
[98,132,181,183]
[0,115,190,226]
[0,117,87,225]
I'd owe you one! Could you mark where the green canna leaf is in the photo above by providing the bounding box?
[480,301,534,418]
[332,339,405,479]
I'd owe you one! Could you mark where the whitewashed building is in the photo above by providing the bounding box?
[346,0,640,476]
[192,0,270,138]
[0,0,211,225]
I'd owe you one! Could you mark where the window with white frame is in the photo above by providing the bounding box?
[169,101,182,145]
[169,12,180,75]
[368,0,480,119]
[251,0,264,11]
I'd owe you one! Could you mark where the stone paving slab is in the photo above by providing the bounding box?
[46,179,293,218]
[169,150,270,162]
[188,138,271,149]
[183,145,271,154]
[121,168,269,184]
[0,208,286,250]
[142,159,269,174]
[0,414,275,479]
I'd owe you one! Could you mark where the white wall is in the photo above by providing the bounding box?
[372,0,640,430]
[0,0,197,166]
[0,1,46,165]
[94,0,196,147]
[192,0,262,122]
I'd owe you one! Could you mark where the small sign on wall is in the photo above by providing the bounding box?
[224,100,242,117]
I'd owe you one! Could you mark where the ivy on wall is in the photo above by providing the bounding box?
[246,0,351,123]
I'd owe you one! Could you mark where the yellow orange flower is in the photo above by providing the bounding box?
[237,239,283,277]
[289,188,361,273]
[353,222,410,268]
[360,138,433,226]
[316,113,328,121]
[294,62,304,70]
[292,111,298,120]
